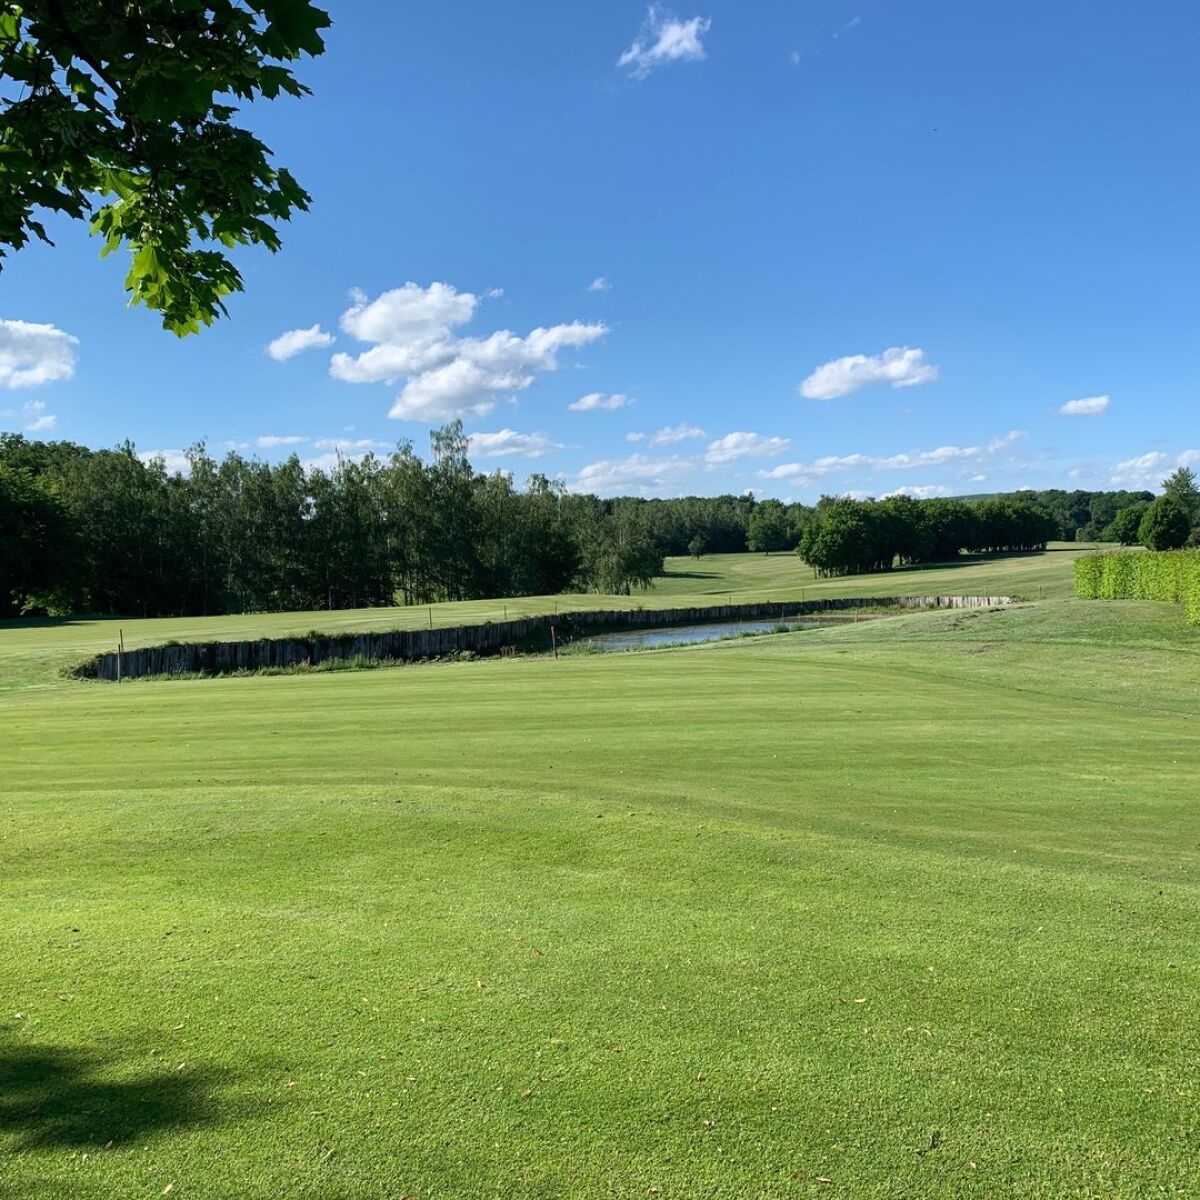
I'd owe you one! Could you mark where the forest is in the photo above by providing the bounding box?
[0,422,1175,617]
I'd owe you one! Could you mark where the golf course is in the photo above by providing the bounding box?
[4,2,1197,1194]
[3,545,1198,1199]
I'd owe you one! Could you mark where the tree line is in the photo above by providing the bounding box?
[795,495,1060,577]
[6,421,1195,617]
[978,487,1152,542]
[0,425,669,618]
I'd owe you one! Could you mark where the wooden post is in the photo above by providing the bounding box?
[428,607,433,629]
[550,625,558,659]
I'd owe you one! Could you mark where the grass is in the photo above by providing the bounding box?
[645,541,1098,602]
[2,565,1198,1197]
[0,544,1098,695]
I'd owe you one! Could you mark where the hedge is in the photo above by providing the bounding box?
[1074,550,1200,624]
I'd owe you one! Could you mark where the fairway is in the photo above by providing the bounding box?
[2,563,1198,1198]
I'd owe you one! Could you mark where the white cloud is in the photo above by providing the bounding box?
[256,434,309,448]
[1059,394,1110,417]
[759,431,1024,484]
[968,473,987,483]
[588,277,611,292]
[1110,449,1200,487]
[619,6,711,78]
[625,424,705,444]
[833,15,862,37]
[649,423,706,445]
[570,391,633,412]
[704,431,790,465]
[330,337,459,386]
[329,282,608,422]
[139,449,190,476]
[1110,451,1165,486]
[883,484,950,499]
[303,452,367,473]
[758,465,808,483]
[329,282,477,385]
[389,358,506,421]
[468,429,564,459]
[872,430,1023,471]
[573,453,695,497]
[312,437,388,451]
[0,319,78,389]
[266,324,334,362]
[799,346,939,400]
[14,399,56,432]
[339,282,477,347]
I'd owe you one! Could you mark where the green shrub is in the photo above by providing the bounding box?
[1073,554,1104,599]
[1074,550,1200,624]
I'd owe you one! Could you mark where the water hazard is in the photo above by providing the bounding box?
[578,616,846,652]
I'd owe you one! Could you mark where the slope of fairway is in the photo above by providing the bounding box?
[646,541,1099,601]
[1,597,1197,1199]
[0,545,1096,695]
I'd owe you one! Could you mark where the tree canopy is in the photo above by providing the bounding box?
[961,487,1153,543]
[1137,496,1191,552]
[797,495,1057,577]
[747,499,791,554]
[0,0,329,333]
[1102,503,1148,546]
[0,425,672,617]
[1161,466,1200,523]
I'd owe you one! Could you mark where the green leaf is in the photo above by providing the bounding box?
[259,1,332,58]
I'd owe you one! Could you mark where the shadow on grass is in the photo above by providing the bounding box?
[0,615,87,631]
[879,551,1044,576]
[655,569,723,581]
[0,1039,230,1150]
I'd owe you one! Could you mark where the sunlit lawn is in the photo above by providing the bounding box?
[2,588,1197,1197]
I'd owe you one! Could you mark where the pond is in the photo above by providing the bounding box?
[576,616,847,652]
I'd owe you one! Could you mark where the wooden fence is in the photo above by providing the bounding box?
[77,594,1016,682]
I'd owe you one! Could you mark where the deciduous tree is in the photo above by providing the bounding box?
[1102,503,1148,546]
[0,0,330,333]
[1138,496,1191,552]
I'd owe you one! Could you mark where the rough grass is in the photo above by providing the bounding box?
[1,590,1197,1198]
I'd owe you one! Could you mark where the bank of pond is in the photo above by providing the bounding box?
[72,595,1017,683]
[573,615,854,652]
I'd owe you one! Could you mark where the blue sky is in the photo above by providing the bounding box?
[2,1,1197,499]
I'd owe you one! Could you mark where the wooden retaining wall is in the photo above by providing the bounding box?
[78,595,1016,682]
